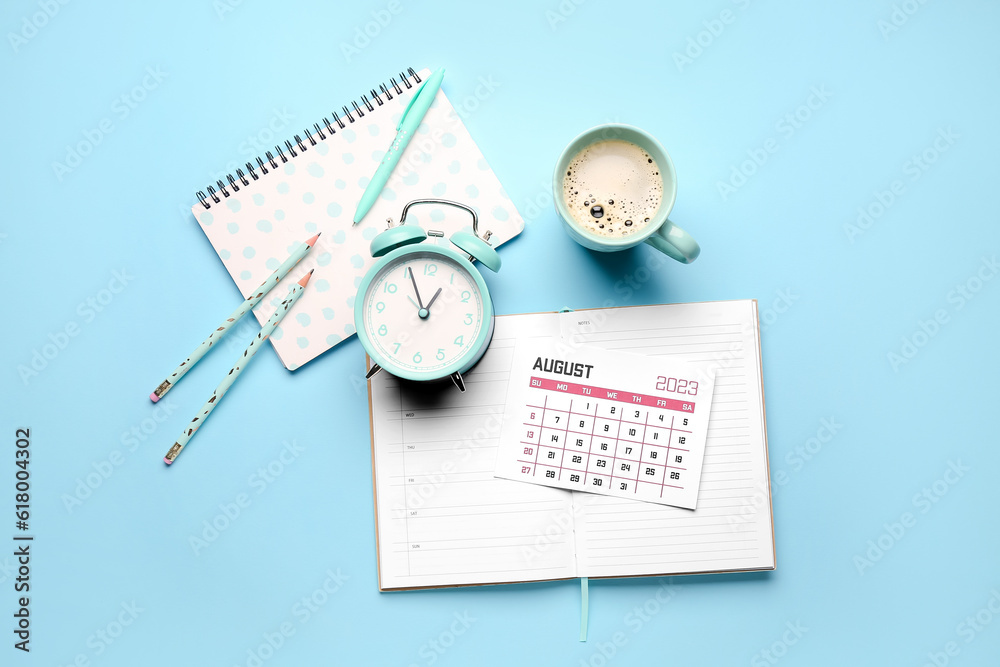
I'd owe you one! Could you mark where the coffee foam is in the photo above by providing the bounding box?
[562,140,663,238]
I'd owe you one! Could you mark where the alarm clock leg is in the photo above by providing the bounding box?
[450,371,466,393]
[366,363,383,379]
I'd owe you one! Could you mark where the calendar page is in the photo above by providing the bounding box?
[494,337,717,510]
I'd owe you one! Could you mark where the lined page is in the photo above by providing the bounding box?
[560,301,775,578]
[369,313,578,590]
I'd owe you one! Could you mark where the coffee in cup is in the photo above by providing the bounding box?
[561,139,663,239]
[553,124,700,264]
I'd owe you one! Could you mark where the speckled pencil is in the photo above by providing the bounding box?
[150,233,320,402]
[163,270,313,466]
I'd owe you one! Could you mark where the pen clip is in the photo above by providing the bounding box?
[397,77,430,132]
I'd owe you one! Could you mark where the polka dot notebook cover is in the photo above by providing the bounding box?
[191,67,525,370]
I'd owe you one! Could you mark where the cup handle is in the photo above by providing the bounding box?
[644,218,701,264]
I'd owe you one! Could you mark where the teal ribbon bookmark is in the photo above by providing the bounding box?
[579,577,589,641]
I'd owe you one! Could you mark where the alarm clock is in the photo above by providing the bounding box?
[354,199,502,392]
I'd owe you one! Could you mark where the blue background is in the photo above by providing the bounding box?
[2,0,999,665]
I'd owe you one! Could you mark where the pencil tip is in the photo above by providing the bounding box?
[298,270,314,287]
[306,233,321,247]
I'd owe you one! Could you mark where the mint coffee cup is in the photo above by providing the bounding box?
[553,124,700,263]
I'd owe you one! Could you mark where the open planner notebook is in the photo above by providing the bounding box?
[191,67,524,370]
[367,300,775,591]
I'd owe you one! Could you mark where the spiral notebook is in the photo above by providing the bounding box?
[191,67,525,370]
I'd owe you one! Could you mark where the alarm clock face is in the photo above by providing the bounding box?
[361,248,490,378]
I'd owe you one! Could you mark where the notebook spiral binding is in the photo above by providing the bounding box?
[196,67,422,210]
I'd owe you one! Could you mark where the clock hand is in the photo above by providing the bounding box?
[407,268,424,309]
[424,288,443,312]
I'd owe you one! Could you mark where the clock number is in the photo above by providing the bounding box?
[460,290,471,303]
[464,313,473,325]
[436,348,445,361]
[413,352,422,364]
[423,263,438,276]
[375,301,385,313]
[454,335,464,346]
[384,283,397,294]
[377,324,387,336]
[392,342,401,353]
